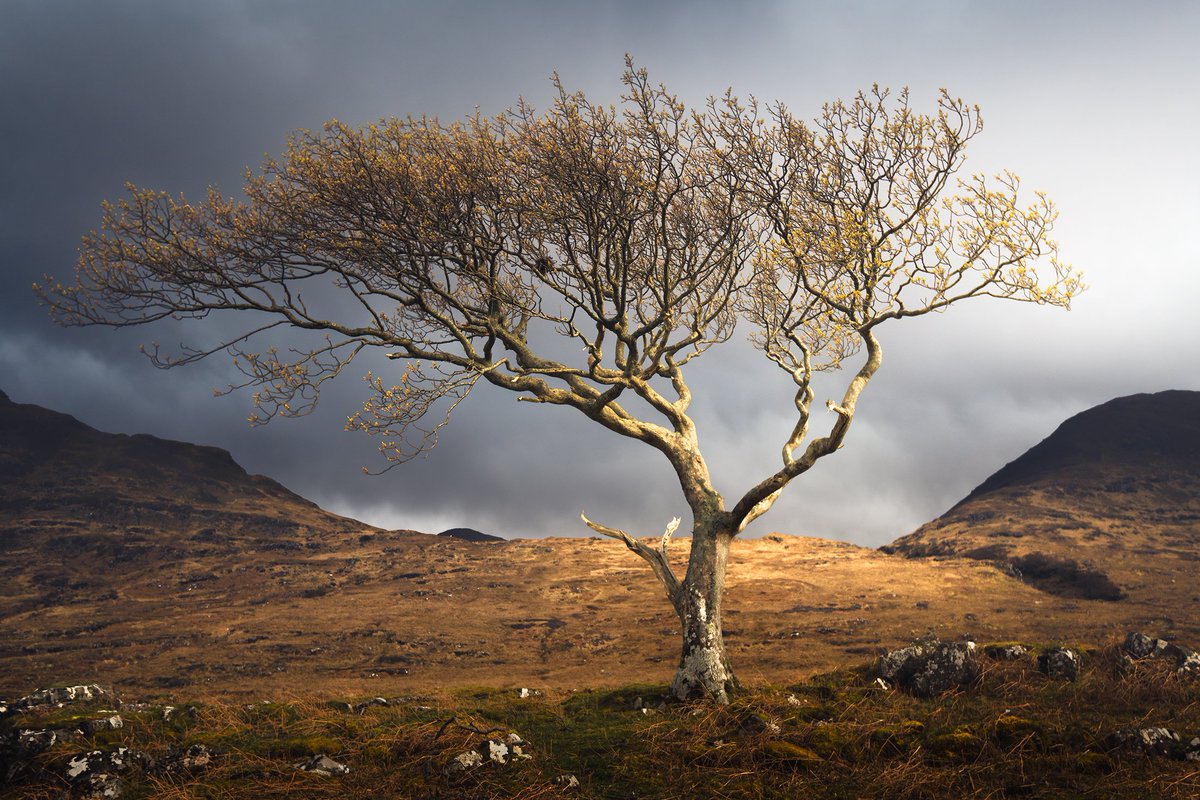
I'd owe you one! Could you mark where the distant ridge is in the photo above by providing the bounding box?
[437,527,504,543]
[956,389,1200,506]
[885,390,1200,602]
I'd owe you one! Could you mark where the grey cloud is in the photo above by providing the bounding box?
[3,1,1199,545]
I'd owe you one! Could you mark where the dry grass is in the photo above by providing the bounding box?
[3,641,1199,799]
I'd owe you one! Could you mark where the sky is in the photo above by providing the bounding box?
[2,1,1198,546]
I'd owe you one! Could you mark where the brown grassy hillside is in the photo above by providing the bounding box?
[2,389,1198,701]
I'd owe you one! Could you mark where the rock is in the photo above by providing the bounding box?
[295,754,350,776]
[445,749,484,775]
[555,773,581,788]
[879,636,980,698]
[518,687,530,699]
[1123,631,1157,659]
[154,743,214,774]
[64,747,149,795]
[1187,737,1200,761]
[9,684,107,713]
[984,644,1029,661]
[1109,727,1181,757]
[445,732,532,774]
[1177,652,1200,680]
[484,732,533,763]
[80,772,124,799]
[4,728,63,759]
[1037,647,1080,681]
[738,713,781,736]
[81,715,124,735]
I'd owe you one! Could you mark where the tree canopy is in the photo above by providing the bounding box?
[39,62,1081,701]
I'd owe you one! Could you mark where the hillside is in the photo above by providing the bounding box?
[885,390,1200,605]
[2,389,1199,700]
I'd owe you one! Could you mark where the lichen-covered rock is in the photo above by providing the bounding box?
[153,743,214,774]
[984,644,1028,661]
[1123,631,1157,659]
[879,637,980,697]
[9,684,107,713]
[445,749,483,775]
[80,771,124,799]
[81,715,123,735]
[1037,647,1080,681]
[446,731,533,775]
[295,754,350,776]
[1176,651,1200,680]
[1109,727,1181,757]
[62,746,149,797]
[555,773,581,788]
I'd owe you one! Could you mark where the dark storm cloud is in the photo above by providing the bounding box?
[3,1,1199,545]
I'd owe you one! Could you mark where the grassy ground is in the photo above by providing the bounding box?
[3,641,1199,799]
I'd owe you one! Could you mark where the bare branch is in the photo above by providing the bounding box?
[581,511,680,605]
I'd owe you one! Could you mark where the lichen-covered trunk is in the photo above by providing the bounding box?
[670,517,737,703]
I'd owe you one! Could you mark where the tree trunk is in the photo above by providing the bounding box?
[670,517,737,703]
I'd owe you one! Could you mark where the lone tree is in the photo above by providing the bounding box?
[38,63,1081,702]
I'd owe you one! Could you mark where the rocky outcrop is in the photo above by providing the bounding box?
[1121,631,1200,679]
[1108,727,1199,759]
[1,684,107,715]
[878,637,980,697]
[1037,647,1080,681]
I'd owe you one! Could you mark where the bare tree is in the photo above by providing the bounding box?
[37,62,1081,702]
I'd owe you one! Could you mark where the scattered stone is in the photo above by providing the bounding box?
[1187,737,1200,761]
[873,677,890,690]
[63,746,149,797]
[1037,647,1080,681]
[785,694,804,707]
[1109,727,1181,757]
[295,754,350,776]
[879,636,980,698]
[518,687,530,699]
[445,749,484,775]
[154,743,214,774]
[8,684,107,713]
[81,715,124,735]
[555,773,581,788]
[1177,652,1200,680]
[79,771,124,799]
[446,731,533,775]
[1123,631,1157,659]
[738,713,781,736]
[3,727,64,759]
[984,644,1029,661]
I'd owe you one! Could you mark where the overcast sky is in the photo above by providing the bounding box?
[2,1,1198,545]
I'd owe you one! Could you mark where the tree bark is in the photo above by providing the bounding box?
[670,515,738,703]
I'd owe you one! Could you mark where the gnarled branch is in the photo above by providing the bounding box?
[581,512,681,606]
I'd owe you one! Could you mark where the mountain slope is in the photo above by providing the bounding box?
[3,389,1200,699]
[885,390,1200,601]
